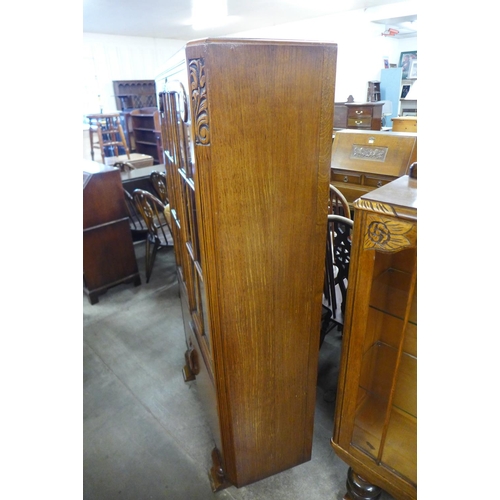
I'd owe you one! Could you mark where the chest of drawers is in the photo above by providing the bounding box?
[345,102,383,130]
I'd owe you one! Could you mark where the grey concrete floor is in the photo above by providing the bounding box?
[83,240,395,500]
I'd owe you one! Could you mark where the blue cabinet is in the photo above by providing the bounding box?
[380,68,403,126]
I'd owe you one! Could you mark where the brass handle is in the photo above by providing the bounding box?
[343,176,349,183]
[355,110,363,115]
[377,181,383,187]
[355,120,363,125]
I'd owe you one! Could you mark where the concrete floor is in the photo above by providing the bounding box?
[83,239,396,500]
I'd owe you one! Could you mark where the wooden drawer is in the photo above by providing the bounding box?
[364,174,394,189]
[347,117,372,128]
[348,107,373,118]
[331,170,362,185]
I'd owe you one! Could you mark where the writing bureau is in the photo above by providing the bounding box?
[157,38,337,490]
[330,129,417,206]
[331,174,417,500]
[83,161,141,304]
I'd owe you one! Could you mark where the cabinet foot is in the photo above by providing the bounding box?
[209,448,231,492]
[344,467,382,500]
[182,364,195,382]
[182,345,199,381]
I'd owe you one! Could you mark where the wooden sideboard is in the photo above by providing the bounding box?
[83,160,141,304]
[331,174,417,500]
[334,102,348,130]
[331,129,417,205]
[157,38,337,491]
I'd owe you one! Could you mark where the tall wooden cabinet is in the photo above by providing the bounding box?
[331,174,417,500]
[156,38,337,490]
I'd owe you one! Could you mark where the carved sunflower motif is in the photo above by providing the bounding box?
[364,218,414,251]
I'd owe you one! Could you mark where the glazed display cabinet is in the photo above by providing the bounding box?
[331,174,417,500]
[156,38,338,490]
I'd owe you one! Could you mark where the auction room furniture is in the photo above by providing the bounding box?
[113,80,157,151]
[129,107,163,164]
[330,129,417,205]
[366,81,381,102]
[331,173,417,500]
[150,170,169,205]
[87,113,130,163]
[156,38,337,490]
[345,102,384,130]
[132,189,172,283]
[391,117,417,133]
[321,213,353,347]
[334,102,348,130]
[121,164,160,195]
[122,188,148,242]
[83,160,141,304]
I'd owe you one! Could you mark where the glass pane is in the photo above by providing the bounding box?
[381,406,417,485]
[351,247,416,485]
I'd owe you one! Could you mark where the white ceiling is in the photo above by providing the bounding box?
[82,0,417,40]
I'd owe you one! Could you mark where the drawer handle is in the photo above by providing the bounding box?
[343,176,349,183]
[355,110,363,115]
[355,120,363,125]
[377,181,383,187]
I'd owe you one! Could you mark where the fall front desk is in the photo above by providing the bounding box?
[331,129,417,206]
[83,160,141,304]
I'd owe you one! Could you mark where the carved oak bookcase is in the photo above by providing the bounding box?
[156,38,337,490]
[331,174,417,500]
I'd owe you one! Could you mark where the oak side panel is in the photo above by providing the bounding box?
[186,39,336,486]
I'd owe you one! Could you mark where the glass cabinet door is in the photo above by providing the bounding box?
[160,81,212,363]
[350,215,417,487]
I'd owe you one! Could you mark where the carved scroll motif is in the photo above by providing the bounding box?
[356,200,397,216]
[188,58,210,146]
[350,145,388,162]
[363,212,416,252]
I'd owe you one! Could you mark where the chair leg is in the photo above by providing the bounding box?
[145,238,160,283]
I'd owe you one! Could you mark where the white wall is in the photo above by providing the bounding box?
[229,10,417,102]
[83,8,416,118]
[83,33,186,118]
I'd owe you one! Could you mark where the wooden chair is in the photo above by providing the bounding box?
[133,189,173,283]
[122,189,148,240]
[149,170,172,230]
[320,214,354,347]
[87,113,130,163]
[150,171,168,204]
[328,183,351,219]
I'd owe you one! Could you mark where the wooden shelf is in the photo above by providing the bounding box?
[130,107,162,164]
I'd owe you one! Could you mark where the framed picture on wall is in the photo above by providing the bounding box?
[409,59,417,79]
[399,51,417,79]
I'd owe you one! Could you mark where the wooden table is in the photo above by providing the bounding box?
[120,164,165,195]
